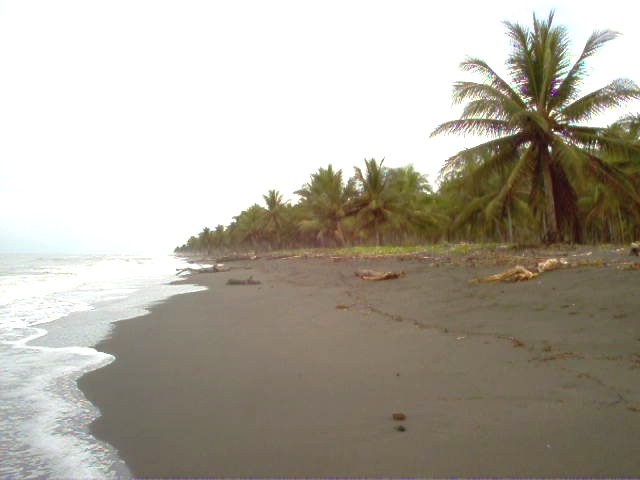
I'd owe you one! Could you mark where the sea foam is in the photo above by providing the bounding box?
[0,254,205,478]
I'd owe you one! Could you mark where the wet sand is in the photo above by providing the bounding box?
[78,249,640,477]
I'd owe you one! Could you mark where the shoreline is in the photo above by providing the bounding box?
[78,250,640,477]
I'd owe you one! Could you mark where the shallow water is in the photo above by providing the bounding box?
[0,254,206,478]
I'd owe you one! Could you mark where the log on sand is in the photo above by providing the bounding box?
[226,276,261,286]
[470,258,568,284]
[355,269,406,281]
[176,264,231,276]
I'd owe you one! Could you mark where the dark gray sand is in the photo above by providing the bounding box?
[78,252,640,477]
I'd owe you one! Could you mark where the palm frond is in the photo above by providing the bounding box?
[438,134,524,180]
[560,79,640,122]
[550,29,620,109]
[486,147,534,218]
[586,154,640,205]
[531,11,572,109]
[451,192,494,229]
[458,136,524,189]
[458,58,526,107]
[564,126,640,157]
[431,119,515,138]
[504,20,539,104]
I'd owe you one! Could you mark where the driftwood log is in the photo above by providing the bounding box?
[217,253,257,262]
[470,258,568,284]
[355,269,406,281]
[176,264,230,275]
[226,276,261,286]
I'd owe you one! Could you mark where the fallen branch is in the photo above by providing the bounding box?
[355,269,406,281]
[470,258,567,283]
[176,264,230,275]
[217,253,257,262]
[226,276,261,286]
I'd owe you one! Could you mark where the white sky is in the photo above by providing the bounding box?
[1,0,638,254]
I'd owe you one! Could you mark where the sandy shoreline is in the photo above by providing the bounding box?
[78,250,640,477]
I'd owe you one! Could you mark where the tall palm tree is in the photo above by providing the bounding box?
[352,158,405,246]
[295,165,356,246]
[262,189,288,249]
[432,11,640,243]
[212,224,227,253]
[386,165,441,243]
[582,114,640,242]
[198,227,213,255]
[228,204,266,250]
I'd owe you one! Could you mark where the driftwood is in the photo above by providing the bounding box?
[355,269,406,281]
[217,253,257,262]
[471,258,568,284]
[226,276,261,286]
[176,264,230,276]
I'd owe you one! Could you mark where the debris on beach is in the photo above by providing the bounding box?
[335,304,350,310]
[619,262,640,271]
[176,264,230,275]
[392,412,407,421]
[395,425,407,432]
[226,276,261,286]
[630,242,640,256]
[354,269,406,281]
[217,253,257,262]
[470,258,568,283]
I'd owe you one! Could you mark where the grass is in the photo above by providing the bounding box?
[255,242,518,259]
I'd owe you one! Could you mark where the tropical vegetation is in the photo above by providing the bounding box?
[176,12,639,255]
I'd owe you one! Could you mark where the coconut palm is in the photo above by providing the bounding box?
[228,204,267,250]
[352,158,402,246]
[211,224,227,253]
[386,165,442,242]
[295,165,356,247]
[431,11,640,243]
[262,189,288,249]
[580,114,640,242]
[198,227,214,256]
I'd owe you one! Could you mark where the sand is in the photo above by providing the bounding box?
[78,250,640,478]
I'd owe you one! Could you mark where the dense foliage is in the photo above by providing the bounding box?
[176,12,639,255]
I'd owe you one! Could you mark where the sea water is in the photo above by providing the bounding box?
[0,253,207,479]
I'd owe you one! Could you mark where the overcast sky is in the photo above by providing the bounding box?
[1,1,638,254]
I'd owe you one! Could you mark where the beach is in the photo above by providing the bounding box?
[78,249,640,477]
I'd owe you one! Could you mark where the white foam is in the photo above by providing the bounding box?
[0,254,206,478]
[0,343,123,479]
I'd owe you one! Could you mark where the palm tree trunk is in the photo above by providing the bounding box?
[335,223,346,247]
[617,207,626,244]
[506,204,514,244]
[374,219,380,247]
[542,154,560,243]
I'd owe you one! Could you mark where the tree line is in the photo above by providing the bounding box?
[176,12,640,255]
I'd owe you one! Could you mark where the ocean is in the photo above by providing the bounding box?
[0,253,207,479]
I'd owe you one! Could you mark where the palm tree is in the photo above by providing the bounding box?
[432,11,640,243]
[352,158,406,246]
[212,224,227,253]
[262,189,288,249]
[580,114,640,242]
[437,151,534,243]
[386,164,442,243]
[198,227,214,256]
[295,165,356,247]
[228,204,266,250]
